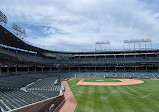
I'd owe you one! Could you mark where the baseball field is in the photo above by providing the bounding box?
[68,79,159,112]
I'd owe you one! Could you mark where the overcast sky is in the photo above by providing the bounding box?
[1,0,159,51]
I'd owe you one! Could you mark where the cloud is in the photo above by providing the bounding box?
[0,0,159,51]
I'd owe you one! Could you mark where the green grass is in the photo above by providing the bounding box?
[68,79,159,112]
[83,79,121,82]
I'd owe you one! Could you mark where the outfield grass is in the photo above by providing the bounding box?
[83,79,121,82]
[68,79,159,112]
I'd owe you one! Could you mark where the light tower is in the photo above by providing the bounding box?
[95,41,111,52]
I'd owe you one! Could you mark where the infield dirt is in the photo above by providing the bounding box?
[76,79,144,86]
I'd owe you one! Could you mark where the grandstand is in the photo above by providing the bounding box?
[0,11,159,112]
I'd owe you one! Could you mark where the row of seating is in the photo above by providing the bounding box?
[26,77,61,99]
[60,72,159,79]
[1,43,159,65]
[67,58,159,64]
[0,73,61,112]
[0,48,56,65]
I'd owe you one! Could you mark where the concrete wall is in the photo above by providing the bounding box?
[9,95,64,112]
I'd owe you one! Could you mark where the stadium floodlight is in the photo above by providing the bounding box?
[95,41,111,52]
[0,11,7,24]
[11,24,26,35]
[124,40,131,43]
[105,41,110,44]
[146,38,152,42]
[0,11,3,20]
[140,38,152,49]
[0,11,2,15]
[135,39,140,43]
[96,41,110,45]
[130,39,135,43]
[124,39,141,50]
[11,24,26,39]
[124,38,152,50]
[95,41,100,44]
[100,41,105,44]
[141,38,151,42]
[141,38,146,42]
[3,15,7,24]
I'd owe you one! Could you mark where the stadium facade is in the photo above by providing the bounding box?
[1,24,159,78]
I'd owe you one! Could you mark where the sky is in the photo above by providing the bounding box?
[1,0,159,52]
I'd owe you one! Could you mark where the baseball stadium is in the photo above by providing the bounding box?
[0,1,159,112]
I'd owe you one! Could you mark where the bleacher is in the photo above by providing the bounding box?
[61,72,159,79]
[0,73,61,112]
[152,72,159,78]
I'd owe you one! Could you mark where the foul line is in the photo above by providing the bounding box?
[53,89,73,112]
